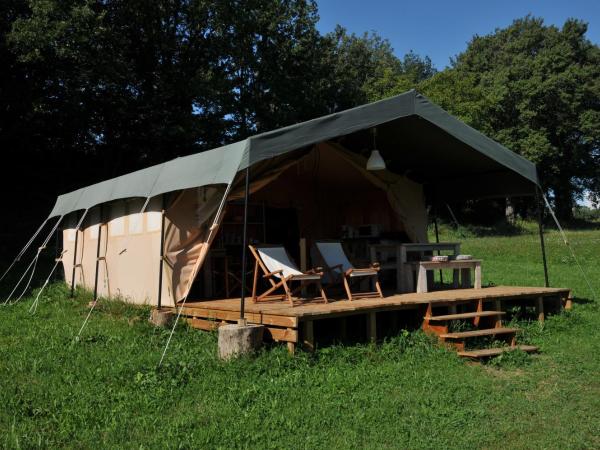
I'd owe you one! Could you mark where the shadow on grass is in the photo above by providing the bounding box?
[546,218,600,231]
[431,218,600,239]
[430,220,534,239]
[571,296,594,305]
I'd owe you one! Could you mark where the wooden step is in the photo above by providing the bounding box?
[458,345,538,359]
[439,327,519,339]
[425,311,505,321]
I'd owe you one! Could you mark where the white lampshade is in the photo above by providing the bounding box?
[366,149,386,171]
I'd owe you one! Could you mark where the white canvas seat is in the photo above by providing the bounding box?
[249,245,327,306]
[315,241,383,301]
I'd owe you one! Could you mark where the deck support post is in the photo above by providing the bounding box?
[287,341,296,354]
[303,320,315,351]
[564,290,573,310]
[536,187,550,287]
[494,299,503,327]
[339,317,347,341]
[157,194,166,309]
[536,296,545,322]
[239,166,250,320]
[390,310,398,334]
[367,312,377,343]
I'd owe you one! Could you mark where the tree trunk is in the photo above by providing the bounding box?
[505,197,515,224]
[552,184,574,222]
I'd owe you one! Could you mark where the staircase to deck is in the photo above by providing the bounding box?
[422,298,538,359]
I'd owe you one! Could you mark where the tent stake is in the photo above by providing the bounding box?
[240,167,250,321]
[536,188,550,287]
[92,206,103,302]
[157,195,166,309]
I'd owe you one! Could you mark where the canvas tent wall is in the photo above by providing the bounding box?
[61,186,226,307]
[40,90,540,306]
[61,143,427,306]
[242,142,428,243]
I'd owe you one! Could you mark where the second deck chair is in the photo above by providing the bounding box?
[249,245,328,306]
[315,241,383,301]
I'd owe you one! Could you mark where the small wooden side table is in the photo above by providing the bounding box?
[412,259,482,293]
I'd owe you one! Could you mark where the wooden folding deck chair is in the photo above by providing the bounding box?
[249,245,328,306]
[315,241,383,301]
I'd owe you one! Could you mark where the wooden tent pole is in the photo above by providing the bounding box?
[240,167,250,321]
[433,205,443,284]
[536,187,550,287]
[92,206,103,302]
[157,195,166,309]
[70,211,80,298]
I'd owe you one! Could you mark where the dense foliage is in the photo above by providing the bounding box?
[1,3,599,249]
[421,17,600,220]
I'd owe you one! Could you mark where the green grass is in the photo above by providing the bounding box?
[1,225,600,449]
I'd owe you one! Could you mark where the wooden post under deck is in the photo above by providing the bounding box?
[303,320,315,351]
[536,296,545,322]
[367,312,377,343]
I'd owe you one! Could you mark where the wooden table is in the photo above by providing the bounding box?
[412,259,482,293]
[369,242,461,292]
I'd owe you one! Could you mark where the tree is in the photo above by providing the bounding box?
[320,26,436,105]
[204,0,333,138]
[422,16,600,221]
[362,50,436,101]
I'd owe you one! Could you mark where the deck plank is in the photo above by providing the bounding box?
[178,286,570,319]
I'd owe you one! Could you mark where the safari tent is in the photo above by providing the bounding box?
[43,89,541,307]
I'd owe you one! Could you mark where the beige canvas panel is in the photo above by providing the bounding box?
[63,201,172,306]
[62,186,227,306]
[163,186,227,303]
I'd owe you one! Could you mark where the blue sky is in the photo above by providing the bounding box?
[316,0,600,69]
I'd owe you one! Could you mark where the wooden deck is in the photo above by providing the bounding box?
[176,286,571,352]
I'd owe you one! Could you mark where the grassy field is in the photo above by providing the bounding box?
[1,224,599,449]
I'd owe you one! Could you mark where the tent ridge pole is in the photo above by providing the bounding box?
[157,195,166,309]
[240,167,250,321]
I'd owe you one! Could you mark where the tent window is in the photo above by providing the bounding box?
[128,199,144,234]
[109,202,125,236]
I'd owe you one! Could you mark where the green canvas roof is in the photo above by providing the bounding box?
[48,90,538,218]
